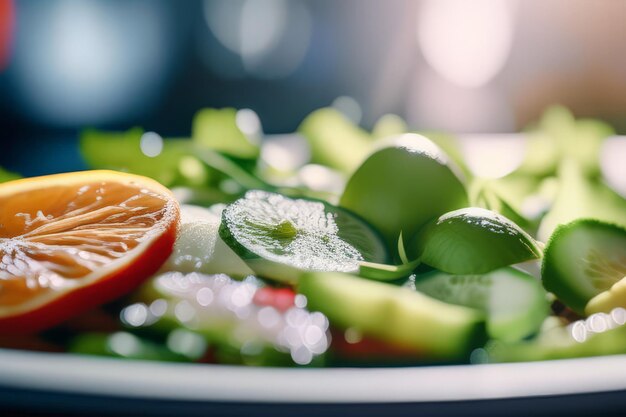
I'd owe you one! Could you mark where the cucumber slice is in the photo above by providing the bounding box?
[542,219,626,315]
[411,268,549,342]
[411,207,542,274]
[340,134,468,259]
[298,272,486,360]
[219,190,389,283]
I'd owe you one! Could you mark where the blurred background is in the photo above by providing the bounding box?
[0,0,624,176]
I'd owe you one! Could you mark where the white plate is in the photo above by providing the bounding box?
[1,348,626,404]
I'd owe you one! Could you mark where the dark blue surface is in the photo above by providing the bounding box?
[2,385,626,417]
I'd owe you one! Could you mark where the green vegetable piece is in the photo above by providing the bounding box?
[69,332,190,362]
[298,108,372,174]
[542,219,626,315]
[192,108,259,159]
[518,106,613,177]
[485,313,626,363]
[411,207,542,274]
[298,272,486,360]
[80,128,201,187]
[0,167,21,183]
[219,190,389,283]
[411,267,549,342]
[358,259,420,281]
[418,131,470,177]
[340,134,468,257]
[537,159,626,241]
[372,114,407,139]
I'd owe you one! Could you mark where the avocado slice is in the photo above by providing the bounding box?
[298,272,485,361]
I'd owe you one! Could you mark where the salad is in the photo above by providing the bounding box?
[0,105,624,367]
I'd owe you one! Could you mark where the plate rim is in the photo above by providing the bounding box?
[1,348,626,404]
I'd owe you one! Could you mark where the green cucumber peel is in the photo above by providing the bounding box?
[410,207,542,274]
[219,190,389,283]
[541,219,626,315]
[411,267,549,342]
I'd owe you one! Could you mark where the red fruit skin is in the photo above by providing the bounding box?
[0,222,178,335]
[253,287,296,312]
[0,0,14,70]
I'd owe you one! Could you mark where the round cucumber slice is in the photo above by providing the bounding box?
[411,268,549,342]
[411,207,542,274]
[298,272,486,360]
[340,134,468,258]
[219,190,389,283]
[542,219,626,315]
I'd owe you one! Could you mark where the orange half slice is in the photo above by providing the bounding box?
[0,170,179,333]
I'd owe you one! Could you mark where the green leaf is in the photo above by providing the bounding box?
[340,134,468,258]
[80,128,204,187]
[411,207,542,274]
[372,114,407,139]
[192,108,259,159]
[518,106,613,178]
[0,167,21,183]
[537,159,626,241]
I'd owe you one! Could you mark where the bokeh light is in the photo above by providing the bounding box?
[417,0,517,88]
[202,0,311,79]
[7,0,177,126]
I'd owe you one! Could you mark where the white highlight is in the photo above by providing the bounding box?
[417,0,516,88]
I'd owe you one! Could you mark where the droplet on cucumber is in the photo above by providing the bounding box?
[411,267,549,342]
[219,191,389,283]
[542,219,626,315]
[410,207,542,274]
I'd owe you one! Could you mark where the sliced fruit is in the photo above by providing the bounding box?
[164,204,254,278]
[340,134,468,258]
[411,267,549,342]
[298,272,486,360]
[410,207,542,274]
[0,170,180,333]
[219,190,389,283]
[542,219,626,315]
